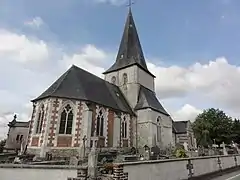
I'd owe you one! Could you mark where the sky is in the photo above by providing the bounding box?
[1,0,240,139]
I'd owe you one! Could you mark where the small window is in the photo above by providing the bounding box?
[20,135,23,142]
[156,116,161,142]
[16,135,20,141]
[123,73,128,85]
[111,76,116,84]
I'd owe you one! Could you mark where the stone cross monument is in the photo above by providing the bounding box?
[88,133,99,179]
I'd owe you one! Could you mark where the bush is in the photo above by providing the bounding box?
[174,148,188,158]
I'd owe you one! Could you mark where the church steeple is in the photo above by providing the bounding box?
[103,9,155,77]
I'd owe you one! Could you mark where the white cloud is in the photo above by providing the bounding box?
[1,27,240,139]
[172,104,202,122]
[0,29,49,63]
[61,44,108,78]
[149,57,240,111]
[24,17,44,29]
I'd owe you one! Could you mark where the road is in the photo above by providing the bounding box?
[211,170,240,180]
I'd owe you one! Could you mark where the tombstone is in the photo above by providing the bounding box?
[13,157,21,164]
[221,142,228,155]
[70,156,79,166]
[183,142,188,152]
[88,135,99,179]
[139,154,144,161]
[45,152,52,161]
[143,145,150,160]
[79,135,87,160]
[130,147,137,155]
[151,146,160,160]
[232,141,239,154]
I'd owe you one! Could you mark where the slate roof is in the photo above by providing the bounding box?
[173,121,189,134]
[103,9,155,77]
[172,121,177,133]
[135,85,169,116]
[33,65,134,115]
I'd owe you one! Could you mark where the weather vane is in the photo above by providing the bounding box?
[126,0,134,8]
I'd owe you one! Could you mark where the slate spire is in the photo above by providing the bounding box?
[104,8,155,77]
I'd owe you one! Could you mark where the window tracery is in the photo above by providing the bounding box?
[121,116,127,139]
[96,109,104,136]
[59,104,73,134]
[36,104,44,134]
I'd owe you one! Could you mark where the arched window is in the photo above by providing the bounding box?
[123,73,128,85]
[111,76,116,84]
[20,135,23,142]
[36,105,44,134]
[96,109,104,136]
[121,116,127,139]
[59,104,73,134]
[16,134,20,142]
[156,116,161,142]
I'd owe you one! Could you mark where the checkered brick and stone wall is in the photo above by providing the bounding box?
[27,97,134,157]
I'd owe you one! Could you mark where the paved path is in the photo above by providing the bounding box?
[211,170,240,180]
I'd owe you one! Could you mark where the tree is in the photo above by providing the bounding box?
[192,108,233,147]
[231,119,240,144]
[0,139,6,153]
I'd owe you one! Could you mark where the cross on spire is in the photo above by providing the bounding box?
[126,0,134,8]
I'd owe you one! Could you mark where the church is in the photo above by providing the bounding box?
[27,9,174,157]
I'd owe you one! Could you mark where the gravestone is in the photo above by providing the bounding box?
[69,156,79,165]
[151,146,160,160]
[143,145,150,160]
[183,142,188,151]
[221,142,228,155]
[88,135,99,179]
[79,135,87,160]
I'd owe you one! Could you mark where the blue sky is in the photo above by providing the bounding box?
[0,0,240,138]
[2,0,240,66]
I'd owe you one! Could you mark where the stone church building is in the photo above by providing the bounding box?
[27,9,174,157]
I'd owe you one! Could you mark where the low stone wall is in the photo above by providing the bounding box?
[113,155,240,180]
[1,155,240,180]
[27,147,80,157]
[0,164,86,180]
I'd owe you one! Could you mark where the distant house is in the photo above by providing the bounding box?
[173,120,197,149]
[5,115,30,151]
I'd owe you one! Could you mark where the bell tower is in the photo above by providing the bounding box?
[103,8,155,108]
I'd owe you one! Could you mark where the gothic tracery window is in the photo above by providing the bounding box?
[111,76,116,85]
[121,116,127,139]
[59,104,73,134]
[96,109,104,136]
[36,104,44,134]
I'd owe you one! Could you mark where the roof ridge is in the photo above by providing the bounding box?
[50,66,74,96]
[73,65,106,82]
